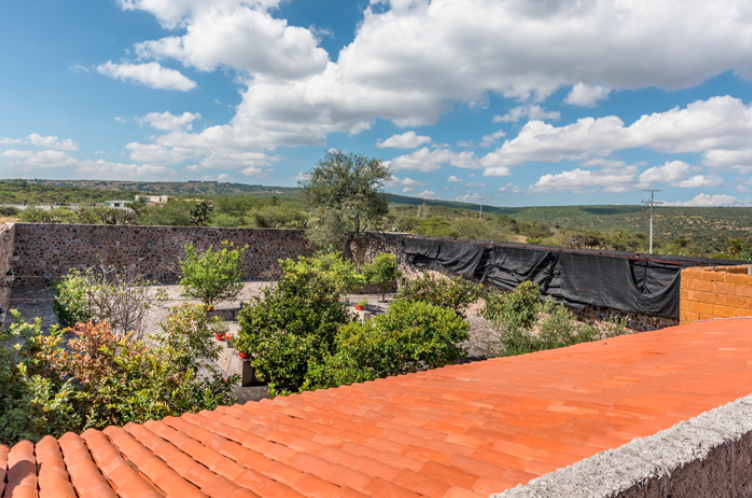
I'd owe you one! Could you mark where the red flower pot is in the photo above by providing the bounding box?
[354,305,364,311]
[238,352,248,359]
[215,333,225,341]
[205,304,215,311]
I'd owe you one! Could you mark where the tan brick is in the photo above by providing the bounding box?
[725,273,752,286]
[713,281,737,295]
[697,271,724,282]
[722,294,752,309]
[687,301,714,315]
[714,304,738,317]
[698,313,717,320]
[685,278,714,292]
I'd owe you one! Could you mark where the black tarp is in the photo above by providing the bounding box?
[557,252,681,318]
[400,237,706,319]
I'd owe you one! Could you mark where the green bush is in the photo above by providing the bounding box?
[179,241,247,305]
[306,300,469,390]
[246,204,308,229]
[397,272,483,317]
[136,201,192,226]
[237,258,352,396]
[0,305,237,445]
[0,206,20,216]
[281,251,367,294]
[361,252,402,300]
[51,270,93,327]
[19,207,77,224]
[498,299,599,356]
[481,280,540,331]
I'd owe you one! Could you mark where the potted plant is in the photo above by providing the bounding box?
[354,298,368,311]
[210,322,229,342]
[225,332,236,348]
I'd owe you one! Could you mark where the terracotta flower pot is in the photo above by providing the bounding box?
[238,352,248,359]
[215,333,225,341]
[354,305,364,311]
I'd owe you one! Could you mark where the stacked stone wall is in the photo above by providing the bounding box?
[11,223,313,288]
[680,265,752,324]
[0,223,14,310]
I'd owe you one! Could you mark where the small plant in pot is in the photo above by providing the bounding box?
[354,298,368,311]
[234,335,250,359]
[210,321,230,342]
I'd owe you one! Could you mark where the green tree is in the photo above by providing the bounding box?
[190,199,214,226]
[362,253,402,301]
[179,242,247,305]
[300,151,391,258]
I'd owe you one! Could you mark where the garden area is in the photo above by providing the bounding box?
[0,152,631,446]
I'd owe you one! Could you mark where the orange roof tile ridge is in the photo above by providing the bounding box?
[494,394,752,497]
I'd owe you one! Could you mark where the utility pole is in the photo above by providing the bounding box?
[642,189,663,254]
[478,197,485,220]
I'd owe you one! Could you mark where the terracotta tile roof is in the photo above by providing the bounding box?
[2,317,752,498]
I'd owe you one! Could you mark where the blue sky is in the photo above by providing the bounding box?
[3,0,752,208]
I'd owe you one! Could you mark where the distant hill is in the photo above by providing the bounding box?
[26,179,298,197]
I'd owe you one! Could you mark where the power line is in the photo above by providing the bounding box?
[642,189,664,254]
[478,197,485,220]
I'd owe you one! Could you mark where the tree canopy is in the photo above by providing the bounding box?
[300,151,391,256]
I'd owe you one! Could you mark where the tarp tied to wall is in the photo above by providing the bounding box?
[403,238,683,319]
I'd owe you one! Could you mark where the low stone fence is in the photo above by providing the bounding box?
[10,223,313,288]
[680,265,752,324]
[0,223,14,310]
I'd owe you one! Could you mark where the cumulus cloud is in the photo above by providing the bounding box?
[564,83,611,107]
[218,173,231,181]
[481,96,752,176]
[1,149,79,168]
[479,130,507,148]
[447,175,463,183]
[529,163,640,194]
[493,105,560,123]
[96,61,197,91]
[138,111,201,131]
[415,190,438,199]
[385,175,426,188]
[0,138,24,145]
[0,134,78,151]
[666,193,752,207]
[376,131,431,149]
[113,0,752,162]
[386,147,480,172]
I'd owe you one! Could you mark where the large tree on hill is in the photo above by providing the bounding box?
[300,151,392,259]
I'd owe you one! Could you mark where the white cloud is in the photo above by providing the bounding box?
[666,193,752,207]
[385,175,426,188]
[96,61,197,91]
[564,83,611,107]
[94,150,106,155]
[115,117,127,123]
[675,175,724,188]
[493,105,560,123]
[479,130,507,148]
[415,190,438,199]
[0,138,23,145]
[529,164,640,194]
[376,131,431,149]
[466,182,485,187]
[26,134,79,151]
[387,147,480,172]
[218,174,231,181]
[737,185,751,193]
[481,96,752,176]
[293,172,311,182]
[454,194,479,202]
[639,161,695,184]
[2,149,79,168]
[126,143,197,165]
[240,166,263,176]
[447,175,463,183]
[114,0,752,161]
[138,111,201,131]
[402,187,413,193]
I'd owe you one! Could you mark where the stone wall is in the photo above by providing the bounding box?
[0,223,14,310]
[11,223,313,288]
[680,265,752,324]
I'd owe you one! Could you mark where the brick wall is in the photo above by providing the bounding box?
[12,223,313,288]
[680,265,752,324]
[0,223,14,310]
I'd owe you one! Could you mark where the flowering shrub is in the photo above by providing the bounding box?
[0,304,237,446]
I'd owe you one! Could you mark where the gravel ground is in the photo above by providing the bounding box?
[4,281,502,402]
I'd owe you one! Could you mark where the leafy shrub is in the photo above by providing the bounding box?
[0,305,236,445]
[52,267,165,338]
[190,200,214,226]
[397,272,483,317]
[237,258,352,396]
[51,271,93,327]
[306,300,469,390]
[361,252,401,300]
[481,280,540,331]
[180,241,247,305]
[281,251,367,294]
[498,299,599,356]
[19,207,77,224]
[136,201,193,226]
[0,206,20,216]
[246,205,308,229]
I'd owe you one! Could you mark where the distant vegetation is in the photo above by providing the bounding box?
[2,179,751,260]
